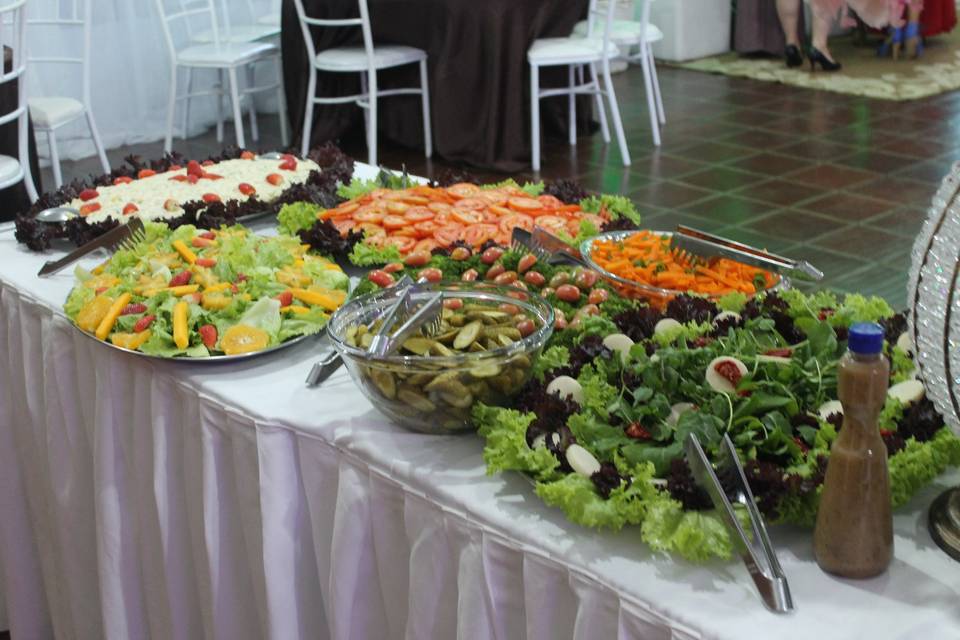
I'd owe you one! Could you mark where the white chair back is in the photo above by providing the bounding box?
[153,0,223,55]
[292,0,375,67]
[581,0,619,57]
[0,0,28,129]
[25,0,94,105]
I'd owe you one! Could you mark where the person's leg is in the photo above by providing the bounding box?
[905,0,924,57]
[775,0,802,46]
[810,1,837,62]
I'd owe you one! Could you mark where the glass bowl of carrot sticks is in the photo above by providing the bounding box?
[580,230,782,306]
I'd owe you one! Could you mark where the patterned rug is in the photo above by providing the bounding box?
[677,29,960,100]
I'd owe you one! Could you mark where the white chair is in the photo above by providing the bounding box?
[25,0,110,189]
[292,0,432,165]
[192,0,280,43]
[528,0,630,171]
[573,0,665,145]
[0,0,38,202]
[248,0,280,28]
[154,0,289,152]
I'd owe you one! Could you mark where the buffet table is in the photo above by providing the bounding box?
[2,165,960,640]
[281,0,591,171]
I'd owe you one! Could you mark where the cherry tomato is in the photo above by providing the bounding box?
[418,267,443,283]
[276,291,294,307]
[523,271,546,287]
[575,270,600,289]
[383,262,405,273]
[461,269,479,282]
[517,319,536,337]
[443,298,464,311]
[403,251,431,268]
[485,264,506,281]
[498,303,520,315]
[122,203,139,215]
[549,272,570,288]
[575,304,600,318]
[450,246,472,261]
[493,271,517,285]
[368,270,395,287]
[517,254,537,273]
[138,169,156,179]
[238,183,256,196]
[588,288,609,305]
[481,247,504,265]
[555,284,581,302]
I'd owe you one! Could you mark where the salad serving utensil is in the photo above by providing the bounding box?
[685,433,795,614]
[511,226,591,269]
[38,218,146,277]
[35,206,79,224]
[670,225,823,282]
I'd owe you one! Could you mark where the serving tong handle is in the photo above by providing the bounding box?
[684,433,794,614]
[672,225,823,282]
[38,218,146,277]
[376,292,444,357]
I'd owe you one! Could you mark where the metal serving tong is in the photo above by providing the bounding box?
[38,218,146,277]
[671,225,823,282]
[511,226,592,269]
[367,285,443,357]
[685,433,795,614]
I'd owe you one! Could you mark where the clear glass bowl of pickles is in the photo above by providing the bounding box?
[327,282,555,434]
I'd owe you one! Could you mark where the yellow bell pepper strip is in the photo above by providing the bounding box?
[172,239,197,265]
[173,301,190,349]
[281,305,311,315]
[290,288,346,311]
[168,284,201,297]
[203,282,233,294]
[95,292,132,340]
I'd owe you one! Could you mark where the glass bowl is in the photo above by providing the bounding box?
[580,229,784,307]
[327,281,555,434]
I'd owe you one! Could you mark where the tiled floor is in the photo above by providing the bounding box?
[46,64,959,310]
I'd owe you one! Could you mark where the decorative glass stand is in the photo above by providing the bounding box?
[907,161,960,559]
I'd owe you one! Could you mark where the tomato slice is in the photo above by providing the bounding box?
[462,223,498,247]
[537,195,564,210]
[386,201,409,215]
[494,232,511,246]
[332,219,355,235]
[413,220,439,238]
[382,215,408,230]
[433,224,464,247]
[414,238,440,254]
[488,205,513,218]
[403,206,434,222]
[452,197,486,211]
[478,191,508,206]
[428,202,452,214]
[354,209,385,223]
[447,183,480,198]
[383,236,416,254]
[401,195,430,206]
[507,196,543,212]
[451,209,482,225]
[566,220,582,236]
[498,213,534,235]
[358,223,386,238]
[480,209,500,223]
[580,213,606,228]
[393,226,419,238]
[535,215,570,234]
[334,201,360,216]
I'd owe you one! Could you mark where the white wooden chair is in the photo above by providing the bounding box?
[573,0,664,145]
[154,0,289,152]
[0,0,38,202]
[292,0,432,165]
[528,0,629,171]
[26,0,110,189]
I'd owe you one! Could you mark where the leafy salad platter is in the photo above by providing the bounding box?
[64,222,348,360]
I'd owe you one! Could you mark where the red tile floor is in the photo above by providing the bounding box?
[46,65,957,310]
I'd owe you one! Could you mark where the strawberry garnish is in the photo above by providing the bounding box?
[187,174,199,184]
[240,150,255,160]
[133,315,155,332]
[113,176,133,185]
[818,308,835,321]
[238,183,256,196]
[138,169,156,179]
[120,303,148,316]
[199,231,216,240]
[169,271,192,287]
[186,160,203,176]
[266,173,283,186]
[94,286,108,295]
[198,324,218,349]
[169,175,188,182]
[278,159,297,171]
[202,172,223,180]
[276,291,294,307]
[79,202,101,216]
[764,347,793,358]
[793,436,809,454]
[202,193,220,203]
[625,422,652,440]
[122,203,139,216]
[714,360,743,387]
[79,188,99,201]
[195,257,216,268]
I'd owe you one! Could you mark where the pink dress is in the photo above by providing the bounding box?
[814,0,918,28]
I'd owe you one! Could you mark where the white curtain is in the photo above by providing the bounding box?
[25,0,282,164]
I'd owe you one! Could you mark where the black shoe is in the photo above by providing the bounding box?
[809,47,842,72]
[784,44,803,68]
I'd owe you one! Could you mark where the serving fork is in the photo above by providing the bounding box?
[511,226,592,269]
[38,218,146,277]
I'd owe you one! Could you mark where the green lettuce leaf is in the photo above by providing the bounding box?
[535,472,650,530]
[532,345,570,381]
[277,202,320,236]
[473,404,562,481]
[640,500,735,561]
[277,306,330,342]
[889,428,960,509]
[64,285,95,318]
[481,179,544,196]
[238,298,282,339]
[579,194,641,225]
[349,242,402,266]
[890,346,915,384]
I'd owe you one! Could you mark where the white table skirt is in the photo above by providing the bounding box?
[2,172,960,639]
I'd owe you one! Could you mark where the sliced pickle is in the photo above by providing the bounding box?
[397,388,437,412]
[402,336,434,356]
[370,368,397,399]
[453,320,483,350]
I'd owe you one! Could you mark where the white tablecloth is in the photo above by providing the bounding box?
[2,171,960,639]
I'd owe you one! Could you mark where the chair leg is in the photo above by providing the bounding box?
[419,58,432,158]
[216,69,225,144]
[182,67,193,141]
[85,110,111,174]
[637,45,661,147]
[530,63,541,172]
[274,56,290,147]
[647,44,665,125]
[227,66,246,149]
[567,65,576,147]
[300,68,316,158]
[246,64,260,143]
[589,62,610,143]
[164,65,178,153]
[359,72,369,143]
[366,69,378,167]
[18,113,37,202]
[601,61,632,165]
[47,130,63,189]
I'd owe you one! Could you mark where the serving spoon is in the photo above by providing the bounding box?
[34,206,79,223]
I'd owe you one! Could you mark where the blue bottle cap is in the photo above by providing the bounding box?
[848,322,885,354]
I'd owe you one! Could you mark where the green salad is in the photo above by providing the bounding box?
[64,222,348,358]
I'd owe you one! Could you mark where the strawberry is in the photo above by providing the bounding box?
[238,183,256,196]
[235,273,247,282]
[137,169,156,179]
[168,164,182,171]
[764,347,793,358]
[230,283,239,293]
[79,202,101,216]
[187,174,199,184]
[625,422,652,440]
[94,286,108,295]
[199,231,216,240]
[113,176,133,185]
[120,303,148,316]
[202,193,221,203]
[191,236,214,248]
[198,324,218,349]
[186,160,203,176]
[190,293,203,304]
[240,150,255,160]
[818,308,835,321]
[169,270,192,287]
[169,175,188,182]
[202,160,214,166]
[163,199,180,212]
[79,188,99,201]
[202,172,223,180]
[133,314,155,332]
[714,360,743,387]
[122,203,139,216]
[276,291,294,307]
[278,159,297,171]
[266,173,283,186]
[195,257,216,268]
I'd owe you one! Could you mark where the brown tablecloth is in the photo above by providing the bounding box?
[281,0,590,171]
[0,47,41,222]
[734,0,806,56]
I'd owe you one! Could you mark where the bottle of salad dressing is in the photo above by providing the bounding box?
[814,322,893,578]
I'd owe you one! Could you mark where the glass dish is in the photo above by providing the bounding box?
[327,282,555,434]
